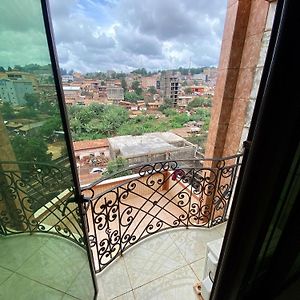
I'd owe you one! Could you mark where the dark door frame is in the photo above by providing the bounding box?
[211,0,300,299]
[41,1,98,299]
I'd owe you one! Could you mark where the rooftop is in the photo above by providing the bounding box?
[108,132,188,158]
[73,138,109,151]
[62,86,81,91]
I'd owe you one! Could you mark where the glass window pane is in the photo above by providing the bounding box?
[0,1,95,299]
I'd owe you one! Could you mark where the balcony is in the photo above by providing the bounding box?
[0,234,93,299]
[96,223,226,299]
[0,154,242,299]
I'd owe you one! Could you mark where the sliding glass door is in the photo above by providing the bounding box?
[0,0,97,299]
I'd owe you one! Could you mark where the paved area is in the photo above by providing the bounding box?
[0,223,227,300]
[0,234,94,300]
[96,223,226,300]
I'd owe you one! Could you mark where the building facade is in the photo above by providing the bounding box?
[0,78,33,105]
[160,71,180,106]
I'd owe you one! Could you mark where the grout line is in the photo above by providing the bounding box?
[189,257,205,282]
[0,266,15,287]
[168,229,192,266]
[111,290,134,300]
[120,256,135,299]
[130,262,190,291]
[63,259,89,296]
[1,236,47,274]
[7,271,75,298]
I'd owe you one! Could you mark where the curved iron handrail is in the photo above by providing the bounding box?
[82,153,244,191]
[82,154,243,273]
[0,160,85,247]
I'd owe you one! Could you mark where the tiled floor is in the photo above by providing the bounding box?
[0,234,94,300]
[0,223,227,300]
[96,223,226,300]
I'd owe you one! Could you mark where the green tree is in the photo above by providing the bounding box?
[131,68,148,76]
[187,97,211,110]
[24,93,40,109]
[124,91,142,102]
[159,98,174,111]
[99,106,129,136]
[39,101,56,114]
[11,135,52,162]
[121,78,127,92]
[103,157,130,178]
[0,66,5,72]
[2,102,14,119]
[18,107,38,118]
[131,80,141,92]
[148,86,157,95]
[40,116,62,138]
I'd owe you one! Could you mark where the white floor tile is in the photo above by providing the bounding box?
[123,232,186,289]
[0,266,13,285]
[17,237,87,293]
[113,291,135,300]
[0,235,45,271]
[97,257,132,299]
[133,265,198,300]
[190,258,205,281]
[0,273,65,300]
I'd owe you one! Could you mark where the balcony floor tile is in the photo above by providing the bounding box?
[0,266,13,285]
[0,273,65,300]
[0,235,46,271]
[122,232,187,289]
[133,265,198,300]
[113,291,135,300]
[190,258,206,281]
[96,224,227,299]
[168,228,222,263]
[96,256,132,299]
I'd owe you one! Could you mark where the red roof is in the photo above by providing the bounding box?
[73,139,109,151]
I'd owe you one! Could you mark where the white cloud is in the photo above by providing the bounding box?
[49,0,226,72]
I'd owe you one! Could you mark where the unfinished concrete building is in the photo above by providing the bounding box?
[108,132,197,165]
[160,71,179,107]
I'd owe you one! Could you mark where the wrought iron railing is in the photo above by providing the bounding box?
[81,153,243,273]
[0,161,84,247]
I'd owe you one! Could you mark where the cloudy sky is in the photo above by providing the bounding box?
[0,0,51,68]
[49,0,227,73]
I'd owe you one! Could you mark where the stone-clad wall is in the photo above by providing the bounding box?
[205,0,276,158]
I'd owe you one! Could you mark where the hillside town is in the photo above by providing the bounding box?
[0,65,217,184]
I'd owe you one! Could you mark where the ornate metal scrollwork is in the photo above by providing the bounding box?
[0,161,84,247]
[82,154,243,273]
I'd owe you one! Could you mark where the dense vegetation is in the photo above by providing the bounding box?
[67,103,211,141]
[187,97,212,109]
[103,157,130,177]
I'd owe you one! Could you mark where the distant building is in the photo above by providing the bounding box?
[108,132,197,165]
[141,76,158,89]
[63,86,82,105]
[177,96,193,108]
[189,86,205,95]
[19,121,46,135]
[72,72,82,80]
[107,87,124,103]
[73,139,110,160]
[147,101,160,111]
[0,71,39,92]
[61,75,74,83]
[0,78,34,105]
[192,73,206,81]
[160,71,179,106]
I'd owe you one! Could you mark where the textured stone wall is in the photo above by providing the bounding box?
[205,0,275,159]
